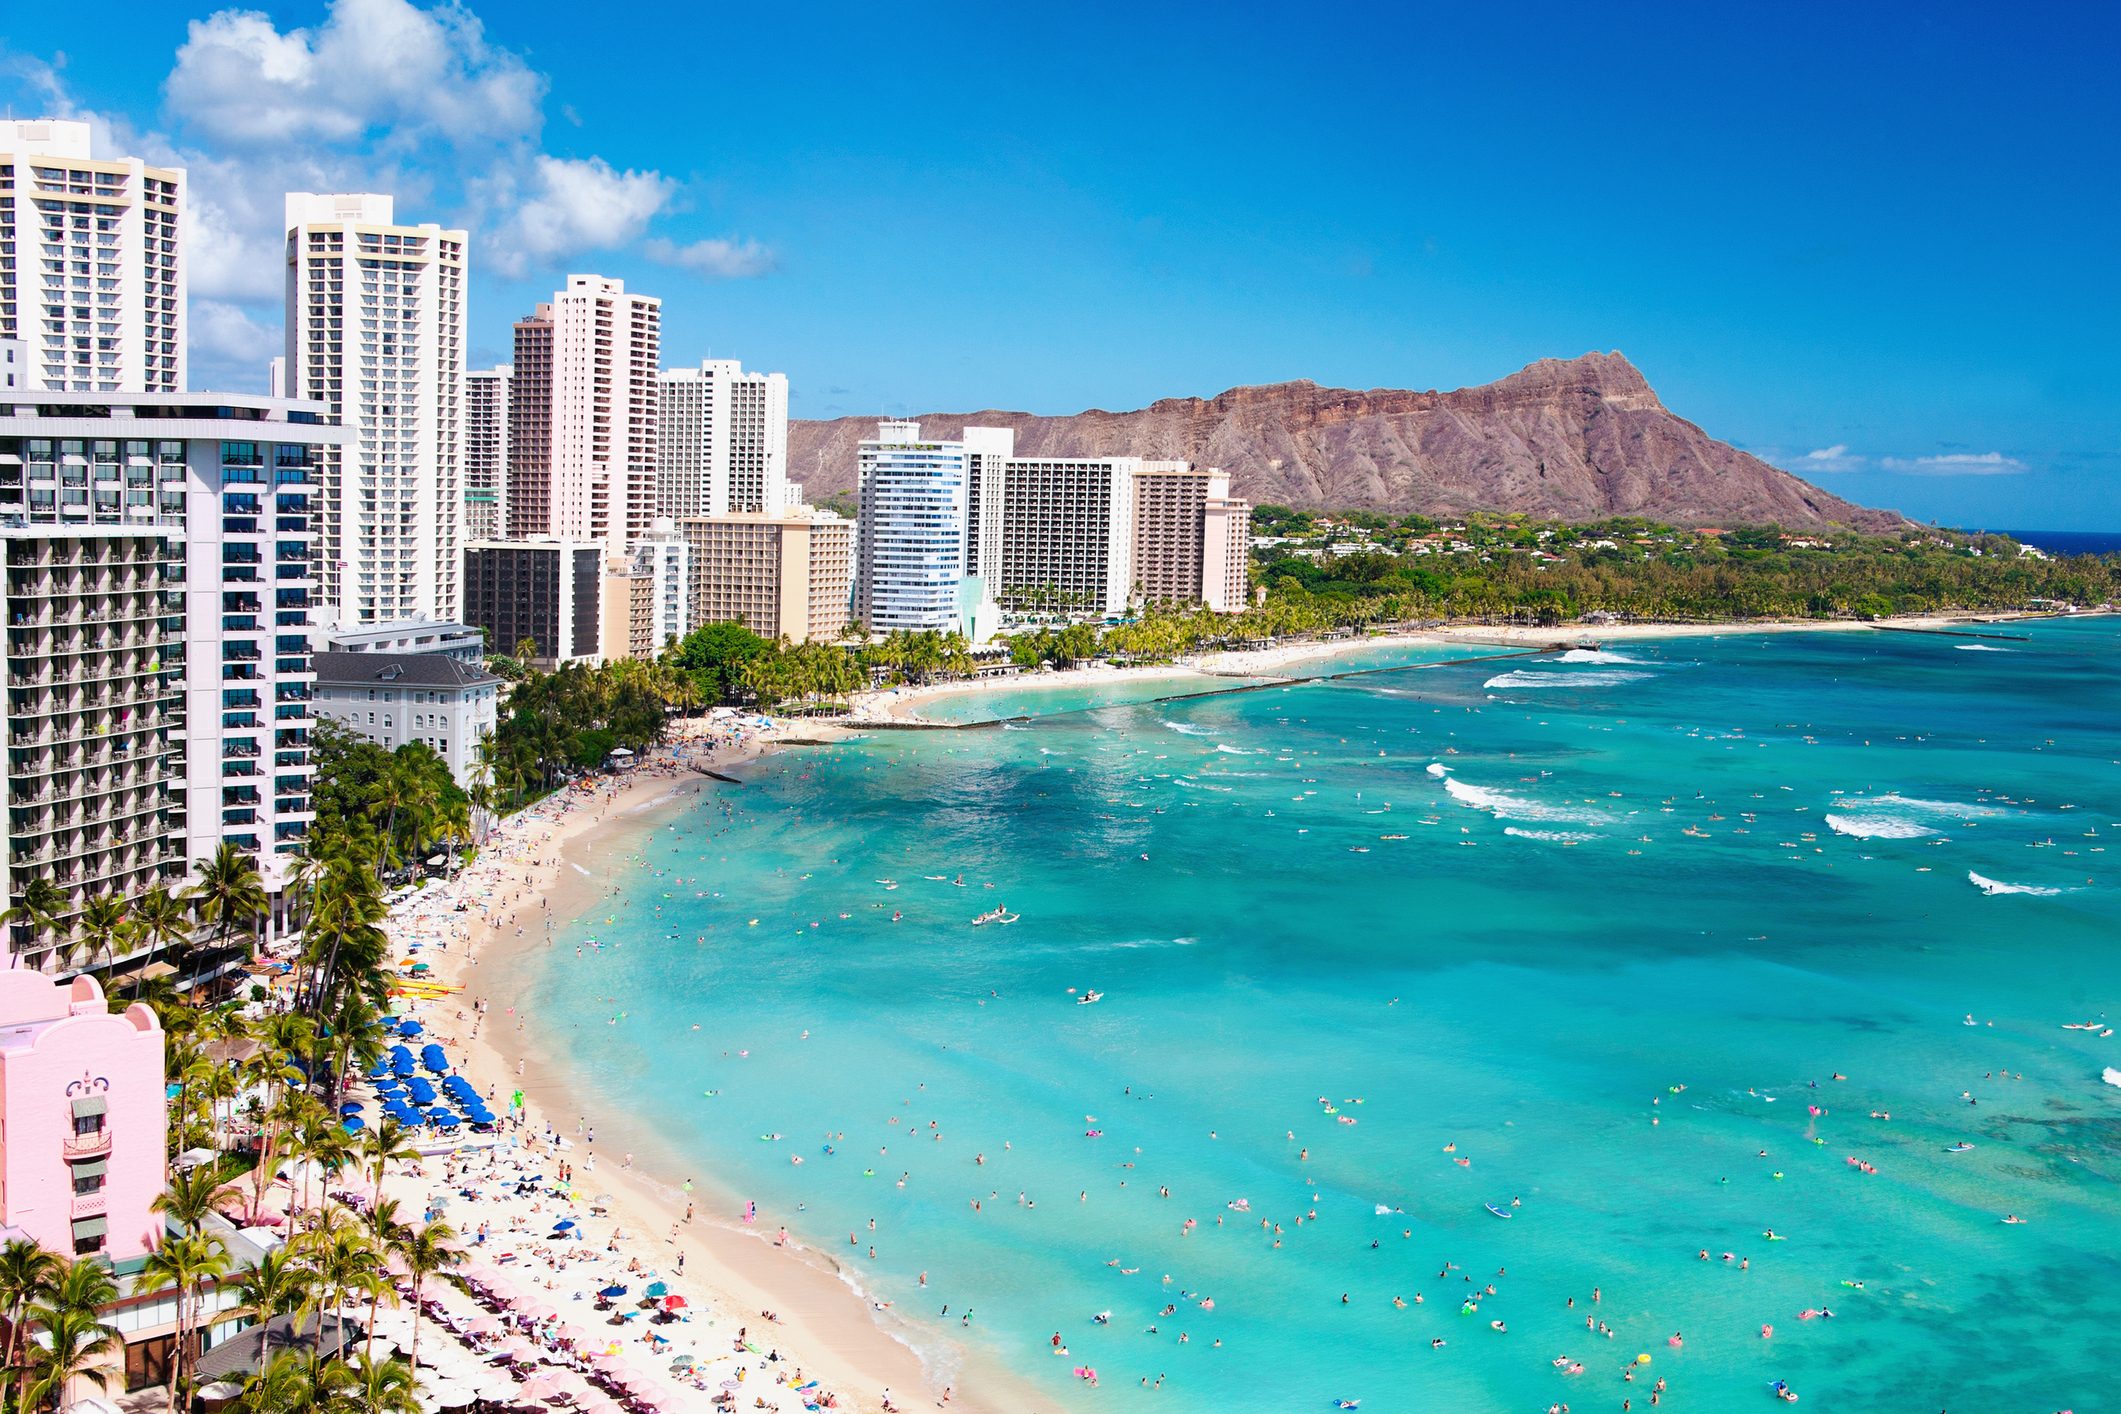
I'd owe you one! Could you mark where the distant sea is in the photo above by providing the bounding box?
[519,622,2121,1412]
[1995,528,2121,556]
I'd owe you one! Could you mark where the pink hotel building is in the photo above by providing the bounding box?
[0,969,166,1264]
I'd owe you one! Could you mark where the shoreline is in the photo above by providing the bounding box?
[850,609,2100,724]
[381,718,1051,1414]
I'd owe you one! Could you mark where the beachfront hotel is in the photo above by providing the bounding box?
[464,538,606,668]
[680,506,852,644]
[855,421,988,635]
[465,365,511,542]
[0,120,185,395]
[311,649,502,789]
[283,193,469,629]
[0,391,339,966]
[657,359,791,517]
[989,449,1139,620]
[1133,464,1253,613]
[505,276,661,562]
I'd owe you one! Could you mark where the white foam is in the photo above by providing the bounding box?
[1426,762,1450,778]
[1164,721,1218,737]
[2104,1067,2121,1090]
[1443,776,1609,826]
[1558,648,1639,664]
[1823,813,1939,840]
[1955,643,2010,652]
[1483,669,1652,691]
[1214,743,1250,755]
[1967,870,2067,897]
[1504,826,1598,843]
[1836,793,2010,820]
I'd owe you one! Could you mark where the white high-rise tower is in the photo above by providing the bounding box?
[465,365,511,541]
[656,360,789,517]
[283,193,468,627]
[0,119,184,393]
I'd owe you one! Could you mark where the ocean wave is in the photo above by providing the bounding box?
[1214,743,1251,755]
[1967,870,2068,897]
[1164,721,1218,737]
[1483,669,1652,691]
[1443,776,1610,825]
[1503,826,1599,843]
[1426,762,1450,778]
[1835,793,2010,820]
[1823,813,1939,840]
[1955,644,2011,652]
[1557,648,1640,664]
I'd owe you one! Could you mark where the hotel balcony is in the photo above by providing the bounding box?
[62,1128,113,1159]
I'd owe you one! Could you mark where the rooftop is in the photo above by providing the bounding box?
[310,651,502,691]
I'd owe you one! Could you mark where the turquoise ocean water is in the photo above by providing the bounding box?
[520,621,2121,1412]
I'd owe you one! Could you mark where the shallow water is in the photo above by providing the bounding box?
[524,621,2121,1412]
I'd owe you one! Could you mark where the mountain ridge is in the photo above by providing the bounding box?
[788,352,1904,531]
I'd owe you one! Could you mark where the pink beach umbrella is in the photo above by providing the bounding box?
[521,1302,558,1323]
[499,1337,541,1363]
[466,1316,502,1338]
[548,1371,593,1401]
[515,1374,561,1400]
[554,1323,586,1344]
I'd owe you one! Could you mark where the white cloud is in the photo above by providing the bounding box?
[1878,452,2028,476]
[164,0,543,150]
[491,156,674,277]
[643,235,778,280]
[1800,445,1865,473]
[190,299,280,386]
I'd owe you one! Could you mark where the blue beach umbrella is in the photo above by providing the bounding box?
[341,1116,366,1133]
[644,1281,668,1299]
[598,1284,627,1299]
[339,1102,363,1115]
[428,1109,459,1127]
[408,1078,437,1105]
[397,1019,423,1036]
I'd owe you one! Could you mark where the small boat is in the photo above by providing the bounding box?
[1485,1203,1512,1220]
[1077,990,1104,1006]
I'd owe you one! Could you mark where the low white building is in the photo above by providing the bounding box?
[310,651,500,789]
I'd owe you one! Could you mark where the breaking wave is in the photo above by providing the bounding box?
[1557,648,1640,664]
[1483,669,1652,691]
[1823,813,1939,840]
[1955,644,2010,652]
[1967,871,2067,897]
[1426,762,1450,778]
[1503,826,1599,843]
[1443,776,1609,826]
[1164,722,1218,737]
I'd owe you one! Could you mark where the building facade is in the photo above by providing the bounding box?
[991,455,1137,620]
[632,521,690,650]
[0,971,166,1264]
[283,193,468,628]
[1133,465,1253,613]
[656,360,789,518]
[464,365,510,542]
[0,119,184,395]
[464,540,603,668]
[0,395,337,963]
[505,310,552,539]
[855,422,978,635]
[311,651,500,788]
[680,510,851,645]
[510,276,660,561]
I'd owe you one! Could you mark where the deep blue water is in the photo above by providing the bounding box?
[514,621,2121,1413]
[1993,528,2121,556]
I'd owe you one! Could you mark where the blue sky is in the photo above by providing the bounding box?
[6,0,2116,527]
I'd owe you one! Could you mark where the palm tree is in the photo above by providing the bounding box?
[329,1353,419,1414]
[356,1120,418,1207]
[186,842,268,963]
[59,893,126,977]
[234,1247,311,1328]
[398,1219,460,1374]
[0,1239,60,1405]
[3,877,69,970]
[126,885,193,995]
[138,1230,230,1414]
[237,1350,318,1414]
[152,1161,234,1236]
[23,1304,123,1412]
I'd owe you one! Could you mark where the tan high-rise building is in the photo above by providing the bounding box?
[680,510,851,644]
[284,193,468,627]
[0,120,184,394]
[506,310,553,538]
[1131,465,1251,613]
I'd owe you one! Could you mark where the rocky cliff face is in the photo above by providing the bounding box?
[789,352,1904,530]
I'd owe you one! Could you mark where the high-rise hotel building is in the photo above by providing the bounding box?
[283,193,467,628]
[504,276,659,561]
[1133,464,1252,613]
[0,392,338,967]
[464,366,510,542]
[854,422,978,635]
[0,119,183,394]
[657,360,790,517]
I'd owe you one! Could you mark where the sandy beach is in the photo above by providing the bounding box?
[369,714,1050,1414]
